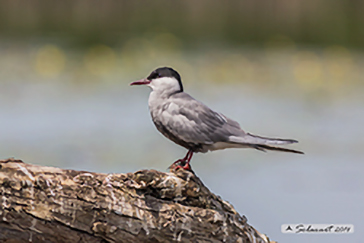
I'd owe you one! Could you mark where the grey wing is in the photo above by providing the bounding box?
[159,93,245,145]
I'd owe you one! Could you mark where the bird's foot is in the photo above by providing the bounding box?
[168,149,194,172]
[168,159,192,172]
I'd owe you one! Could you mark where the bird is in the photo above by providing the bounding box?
[130,67,303,171]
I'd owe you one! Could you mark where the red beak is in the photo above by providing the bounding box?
[130,79,151,86]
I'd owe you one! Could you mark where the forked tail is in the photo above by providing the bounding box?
[229,132,304,154]
[246,133,299,145]
[250,143,304,154]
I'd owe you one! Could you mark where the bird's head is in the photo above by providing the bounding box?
[130,67,183,95]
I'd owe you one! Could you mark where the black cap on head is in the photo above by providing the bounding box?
[147,67,183,92]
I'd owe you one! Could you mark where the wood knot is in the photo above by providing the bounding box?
[92,222,118,235]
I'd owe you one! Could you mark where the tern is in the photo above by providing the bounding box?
[131,67,303,170]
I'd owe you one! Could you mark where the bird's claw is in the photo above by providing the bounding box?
[168,149,194,172]
[168,159,192,172]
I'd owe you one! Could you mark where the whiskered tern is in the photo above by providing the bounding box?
[131,67,303,170]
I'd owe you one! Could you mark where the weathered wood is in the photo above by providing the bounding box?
[0,158,273,243]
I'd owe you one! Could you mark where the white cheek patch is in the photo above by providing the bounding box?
[150,77,180,93]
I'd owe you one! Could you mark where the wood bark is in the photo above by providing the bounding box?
[0,158,274,243]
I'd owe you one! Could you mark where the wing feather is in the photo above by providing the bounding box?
[154,92,242,146]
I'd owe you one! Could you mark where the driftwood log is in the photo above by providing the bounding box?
[0,158,273,243]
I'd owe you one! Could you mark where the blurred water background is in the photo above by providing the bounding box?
[0,1,363,242]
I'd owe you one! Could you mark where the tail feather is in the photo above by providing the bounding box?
[246,133,298,145]
[228,133,304,154]
[251,144,304,154]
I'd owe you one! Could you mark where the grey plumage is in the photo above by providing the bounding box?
[131,67,303,170]
[150,91,302,154]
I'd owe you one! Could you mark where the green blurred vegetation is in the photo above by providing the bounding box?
[1,0,363,99]
[1,0,364,48]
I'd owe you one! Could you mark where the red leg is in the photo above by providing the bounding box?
[172,150,193,165]
[170,149,194,171]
